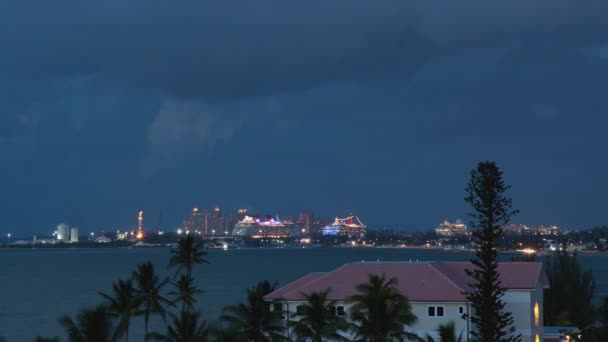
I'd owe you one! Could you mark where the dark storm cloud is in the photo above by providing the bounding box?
[1,1,608,232]
[1,1,607,99]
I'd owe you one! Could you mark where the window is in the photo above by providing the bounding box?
[535,334,540,342]
[428,306,445,317]
[328,306,336,316]
[534,302,540,327]
[459,306,465,314]
[337,306,346,316]
[273,303,282,312]
[296,305,306,315]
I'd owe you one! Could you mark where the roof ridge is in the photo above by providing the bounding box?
[281,264,350,298]
[429,262,466,293]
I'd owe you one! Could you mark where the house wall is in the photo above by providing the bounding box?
[504,290,534,341]
[277,283,543,341]
[409,302,469,340]
[501,285,544,342]
[277,301,469,341]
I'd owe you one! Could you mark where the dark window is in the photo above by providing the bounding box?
[337,306,346,316]
[328,306,336,316]
[273,303,282,312]
[459,306,464,314]
[428,307,436,316]
[296,305,305,315]
[437,306,444,317]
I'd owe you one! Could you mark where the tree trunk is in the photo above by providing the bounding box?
[144,310,149,342]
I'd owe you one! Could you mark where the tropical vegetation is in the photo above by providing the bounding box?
[220,280,286,342]
[288,288,348,341]
[348,274,419,342]
[464,161,520,342]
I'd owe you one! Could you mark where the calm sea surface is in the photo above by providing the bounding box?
[1,247,607,341]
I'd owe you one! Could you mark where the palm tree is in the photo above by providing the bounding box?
[425,322,463,342]
[349,274,419,342]
[58,304,116,342]
[99,278,142,342]
[220,280,286,342]
[168,235,208,278]
[147,311,208,342]
[168,274,203,313]
[288,288,348,341]
[132,262,172,340]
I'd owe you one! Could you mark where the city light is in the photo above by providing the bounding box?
[177,229,183,235]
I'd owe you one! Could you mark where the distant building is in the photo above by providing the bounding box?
[434,220,468,237]
[185,207,205,234]
[136,210,144,240]
[95,236,112,243]
[298,212,313,237]
[237,208,248,221]
[70,227,79,243]
[206,206,224,236]
[57,223,70,241]
[504,224,560,236]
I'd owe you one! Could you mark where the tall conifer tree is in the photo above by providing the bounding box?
[465,161,520,342]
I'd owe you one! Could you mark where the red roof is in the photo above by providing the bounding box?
[265,262,547,302]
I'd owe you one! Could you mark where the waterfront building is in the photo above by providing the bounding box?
[56,223,70,241]
[322,215,366,239]
[70,227,79,243]
[266,261,548,342]
[434,220,468,237]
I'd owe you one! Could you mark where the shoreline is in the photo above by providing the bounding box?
[2,244,608,256]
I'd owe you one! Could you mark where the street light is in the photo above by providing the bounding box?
[7,233,11,244]
[90,232,94,241]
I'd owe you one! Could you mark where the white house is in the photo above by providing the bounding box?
[265,261,549,342]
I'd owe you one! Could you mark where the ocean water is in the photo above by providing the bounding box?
[0,247,607,341]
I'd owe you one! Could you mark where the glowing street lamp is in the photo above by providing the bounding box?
[177,229,183,235]
[90,232,94,240]
[7,233,11,244]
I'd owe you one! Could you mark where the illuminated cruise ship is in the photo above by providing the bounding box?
[232,215,294,239]
[322,215,367,239]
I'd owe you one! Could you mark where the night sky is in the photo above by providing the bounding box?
[1,1,607,234]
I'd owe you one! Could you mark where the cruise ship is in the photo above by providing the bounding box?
[322,215,367,239]
[232,215,294,239]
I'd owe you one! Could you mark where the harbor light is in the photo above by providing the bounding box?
[177,229,183,235]
[520,248,536,255]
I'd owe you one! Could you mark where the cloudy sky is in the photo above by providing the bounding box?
[1,1,607,234]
